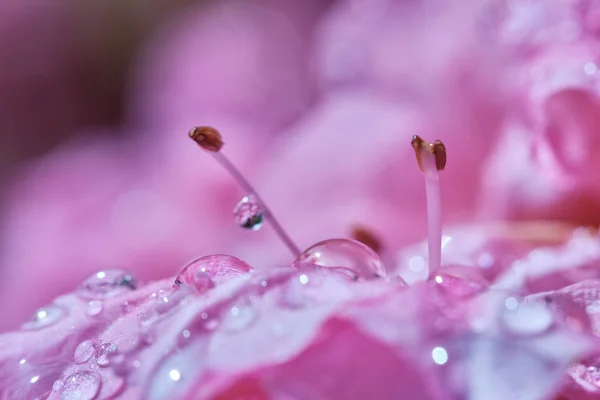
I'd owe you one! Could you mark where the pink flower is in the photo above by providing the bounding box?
[3,0,600,397]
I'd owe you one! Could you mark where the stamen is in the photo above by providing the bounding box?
[351,225,383,254]
[412,135,446,276]
[190,126,301,257]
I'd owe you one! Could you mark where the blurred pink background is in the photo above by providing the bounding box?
[2,0,600,332]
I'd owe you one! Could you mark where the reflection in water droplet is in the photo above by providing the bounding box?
[77,269,137,299]
[233,195,264,230]
[96,343,117,367]
[86,301,103,317]
[21,305,65,330]
[294,239,386,279]
[174,255,252,292]
[74,340,97,364]
[57,371,102,400]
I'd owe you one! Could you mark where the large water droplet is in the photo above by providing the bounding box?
[74,340,98,364]
[233,195,264,230]
[174,255,252,292]
[95,342,117,367]
[21,305,65,330]
[77,269,137,299]
[294,239,386,279]
[57,371,101,400]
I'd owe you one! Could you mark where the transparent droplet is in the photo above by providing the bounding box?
[21,305,65,330]
[233,195,264,230]
[294,239,386,279]
[77,269,137,300]
[95,342,117,367]
[74,340,97,364]
[174,255,252,292]
[431,346,449,365]
[86,301,103,317]
[57,371,102,400]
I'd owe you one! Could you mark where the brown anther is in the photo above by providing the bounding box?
[351,225,383,254]
[189,126,224,152]
[411,135,446,172]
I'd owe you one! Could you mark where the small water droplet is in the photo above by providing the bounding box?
[74,340,97,364]
[86,301,103,317]
[57,371,101,400]
[21,304,65,330]
[233,195,264,230]
[175,255,251,292]
[431,346,449,365]
[77,269,137,299]
[294,239,386,279]
[182,329,191,339]
[96,343,117,367]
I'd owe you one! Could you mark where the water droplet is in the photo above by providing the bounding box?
[175,255,251,292]
[57,371,101,400]
[86,301,103,317]
[169,369,181,381]
[233,195,264,230]
[21,304,65,330]
[74,340,97,364]
[77,269,137,299]
[431,346,449,365]
[221,297,259,333]
[96,342,117,367]
[294,239,386,279]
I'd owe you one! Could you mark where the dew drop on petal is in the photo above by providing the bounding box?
[294,239,386,279]
[77,269,137,299]
[86,301,103,317]
[431,346,449,365]
[74,340,97,364]
[233,195,264,230]
[175,255,252,292]
[21,305,65,330]
[95,342,118,367]
[58,371,102,400]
